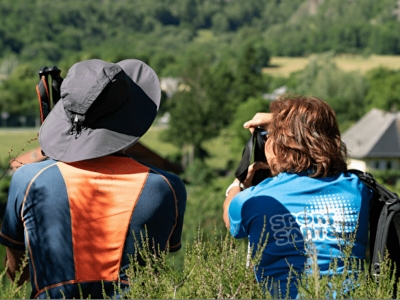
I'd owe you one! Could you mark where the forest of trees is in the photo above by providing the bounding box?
[1,0,400,165]
[1,0,400,63]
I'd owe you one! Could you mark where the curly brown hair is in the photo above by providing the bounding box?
[267,94,347,178]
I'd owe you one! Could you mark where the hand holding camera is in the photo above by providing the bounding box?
[243,112,273,132]
[235,113,273,187]
[235,126,271,186]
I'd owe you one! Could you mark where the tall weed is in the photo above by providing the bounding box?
[0,230,398,298]
[0,255,29,298]
[124,230,266,299]
[124,229,400,299]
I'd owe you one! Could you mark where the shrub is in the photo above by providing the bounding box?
[0,255,29,298]
[123,230,400,299]
[124,230,265,299]
[1,230,400,298]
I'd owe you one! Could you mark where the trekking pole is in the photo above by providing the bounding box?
[36,66,63,124]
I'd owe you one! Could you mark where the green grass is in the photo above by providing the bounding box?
[1,126,400,298]
[0,125,236,177]
[140,124,235,171]
[203,130,237,171]
[0,129,39,165]
[139,125,181,157]
[0,125,184,165]
[0,232,398,299]
[0,126,176,165]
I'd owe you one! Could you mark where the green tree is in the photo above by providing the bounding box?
[368,22,400,55]
[364,67,400,112]
[232,39,269,104]
[291,52,368,127]
[1,0,400,67]
[211,13,230,34]
[163,49,235,168]
[0,63,37,116]
[229,96,270,157]
[223,0,268,30]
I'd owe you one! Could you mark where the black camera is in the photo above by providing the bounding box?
[235,126,271,185]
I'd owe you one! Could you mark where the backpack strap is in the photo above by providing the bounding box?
[348,169,400,280]
[372,206,400,278]
[35,66,63,124]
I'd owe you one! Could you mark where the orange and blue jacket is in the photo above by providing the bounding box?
[0,155,186,298]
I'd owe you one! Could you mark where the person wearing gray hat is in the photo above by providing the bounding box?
[0,59,187,299]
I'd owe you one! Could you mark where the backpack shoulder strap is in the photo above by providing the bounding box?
[348,169,398,202]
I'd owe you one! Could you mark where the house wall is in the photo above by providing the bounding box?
[347,158,400,172]
[364,158,400,171]
[347,158,367,171]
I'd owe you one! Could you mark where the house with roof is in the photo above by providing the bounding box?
[342,108,400,172]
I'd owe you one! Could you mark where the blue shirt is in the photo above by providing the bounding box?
[0,156,186,299]
[228,172,372,299]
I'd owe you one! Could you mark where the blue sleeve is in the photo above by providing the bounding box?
[228,190,250,239]
[0,160,56,250]
[168,174,187,252]
[0,166,29,250]
[144,165,187,252]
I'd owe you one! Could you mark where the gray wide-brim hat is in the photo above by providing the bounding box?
[39,59,161,162]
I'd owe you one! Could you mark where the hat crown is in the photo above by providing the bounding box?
[61,60,122,116]
[39,58,161,162]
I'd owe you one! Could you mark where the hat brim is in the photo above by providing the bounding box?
[39,101,141,162]
[39,59,160,162]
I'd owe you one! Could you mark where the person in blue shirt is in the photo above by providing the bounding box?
[223,95,372,299]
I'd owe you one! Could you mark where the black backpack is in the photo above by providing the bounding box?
[235,130,400,280]
[347,169,400,281]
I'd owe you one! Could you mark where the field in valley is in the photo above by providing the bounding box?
[264,54,400,77]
